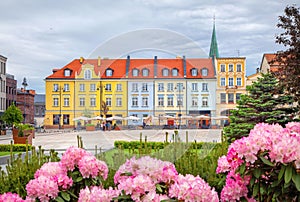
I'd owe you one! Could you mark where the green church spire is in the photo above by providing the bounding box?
[209,18,219,58]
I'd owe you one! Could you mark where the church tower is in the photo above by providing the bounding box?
[209,19,219,58]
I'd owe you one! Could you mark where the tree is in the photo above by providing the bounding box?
[273,5,300,104]
[223,73,298,143]
[101,101,109,118]
[2,104,23,127]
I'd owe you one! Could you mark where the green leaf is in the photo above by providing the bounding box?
[156,184,163,193]
[253,183,259,197]
[55,196,65,202]
[67,190,78,199]
[253,168,262,179]
[278,166,286,180]
[285,165,293,184]
[239,163,246,175]
[76,176,83,182]
[61,191,70,201]
[259,156,274,166]
[292,173,300,191]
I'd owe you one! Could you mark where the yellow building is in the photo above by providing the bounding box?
[44,58,128,129]
[215,57,247,118]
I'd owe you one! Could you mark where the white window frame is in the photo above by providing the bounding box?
[220,64,226,72]
[192,83,198,91]
[202,83,208,91]
[172,68,178,76]
[192,97,198,107]
[220,78,226,86]
[116,84,122,91]
[132,97,138,107]
[90,98,96,107]
[132,83,138,92]
[53,84,59,91]
[191,68,198,76]
[158,83,164,91]
[106,97,112,106]
[142,83,148,92]
[228,64,234,72]
[132,69,139,77]
[142,97,148,107]
[90,84,96,91]
[64,69,71,77]
[236,78,242,86]
[167,96,174,107]
[106,69,113,77]
[79,98,85,106]
[84,69,91,79]
[162,69,169,76]
[142,68,149,76]
[236,64,242,72]
[228,78,234,86]
[116,97,122,106]
[79,84,85,92]
[201,68,208,76]
[105,84,112,91]
[64,98,69,106]
[202,97,208,107]
[158,96,164,106]
[53,98,59,106]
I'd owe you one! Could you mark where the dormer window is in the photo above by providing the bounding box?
[201,68,208,76]
[64,69,71,77]
[191,68,198,76]
[106,68,113,77]
[172,68,178,76]
[162,68,169,76]
[84,69,91,79]
[132,69,139,76]
[142,68,149,77]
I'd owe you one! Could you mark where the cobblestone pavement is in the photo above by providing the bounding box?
[0,129,222,152]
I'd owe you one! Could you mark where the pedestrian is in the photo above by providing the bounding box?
[100,122,103,130]
[102,122,106,131]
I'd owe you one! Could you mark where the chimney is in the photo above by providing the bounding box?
[183,55,186,77]
[98,56,101,66]
[52,69,59,73]
[125,55,130,78]
[79,57,84,64]
[154,56,157,78]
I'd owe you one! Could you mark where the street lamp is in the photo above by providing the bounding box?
[175,85,185,129]
[58,85,64,129]
[22,77,28,124]
[97,81,105,117]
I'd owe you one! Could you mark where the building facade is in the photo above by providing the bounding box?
[0,55,7,115]
[16,88,35,124]
[215,57,247,118]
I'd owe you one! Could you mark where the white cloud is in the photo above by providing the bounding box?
[0,0,298,93]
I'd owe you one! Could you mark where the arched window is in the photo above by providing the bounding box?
[162,68,169,76]
[84,69,91,79]
[201,68,208,76]
[106,68,113,77]
[172,68,178,76]
[132,69,139,76]
[191,68,198,76]
[142,68,149,76]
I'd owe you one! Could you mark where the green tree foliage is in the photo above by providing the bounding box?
[1,104,23,127]
[273,5,300,104]
[223,73,298,143]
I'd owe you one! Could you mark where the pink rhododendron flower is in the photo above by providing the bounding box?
[220,172,251,202]
[60,146,89,171]
[78,155,108,179]
[0,192,25,202]
[78,186,120,202]
[26,175,59,202]
[114,156,177,185]
[117,174,156,202]
[169,174,219,202]
[216,155,230,173]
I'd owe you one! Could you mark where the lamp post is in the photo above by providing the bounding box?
[175,84,185,129]
[22,77,28,124]
[97,81,105,117]
[58,85,64,129]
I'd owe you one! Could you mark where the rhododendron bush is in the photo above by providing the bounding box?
[217,122,300,201]
[0,146,218,202]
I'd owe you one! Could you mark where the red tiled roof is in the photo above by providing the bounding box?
[185,58,215,78]
[46,59,82,79]
[128,59,154,78]
[156,59,184,78]
[46,57,215,80]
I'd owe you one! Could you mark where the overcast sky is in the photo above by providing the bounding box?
[0,0,297,93]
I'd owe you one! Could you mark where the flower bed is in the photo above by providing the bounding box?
[217,122,300,201]
[0,146,218,202]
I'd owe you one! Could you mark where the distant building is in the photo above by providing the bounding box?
[16,88,35,124]
[34,94,45,128]
[0,55,7,115]
[6,73,17,107]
